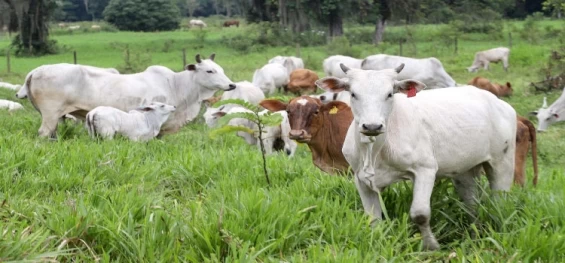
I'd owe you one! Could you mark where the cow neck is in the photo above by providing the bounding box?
[550,91,565,121]
[308,111,348,170]
[170,71,216,126]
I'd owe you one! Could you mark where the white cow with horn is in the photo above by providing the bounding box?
[23,54,235,139]
[529,89,565,132]
[316,63,516,250]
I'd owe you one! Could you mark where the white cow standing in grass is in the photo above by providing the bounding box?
[467,47,510,72]
[252,63,289,95]
[268,56,305,77]
[22,54,235,139]
[189,19,207,28]
[323,55,363,78]
[86,102,176,141]
[530,89,565,132]
[317,63,516,250]
[0,99,24,112]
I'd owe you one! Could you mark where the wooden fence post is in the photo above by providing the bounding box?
[454,37,458,54]
[399,40,403,56]
[182,48,186,68]
[295,43,301,58]
[508,32,512,48]
[6,50,10,73]
[73,51,77,64]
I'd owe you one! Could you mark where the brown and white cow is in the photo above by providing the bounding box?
[286,69,320,96]
[515,116,538,187]
[260,96,353,174]
[468,76,513,97]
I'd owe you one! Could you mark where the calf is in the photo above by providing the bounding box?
[467,47,510,72]
[0,82,22,91]
[468,76,513,97]
[286,69,319,95]
[86,102,176,141]
[515,116,538,187]
[260,96,352,174]
[0,99,24,112]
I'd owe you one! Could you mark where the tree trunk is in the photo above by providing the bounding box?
[373,18,386,44]
[328,8,343,38]
[226,2,231,17]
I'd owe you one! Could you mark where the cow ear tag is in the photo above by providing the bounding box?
[407,84,416,98]
[329,106,339,114]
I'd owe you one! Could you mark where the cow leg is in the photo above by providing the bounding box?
[484,147,515,192]
[502,57,509,72]
[38,114,61,139]
[410,170,439,250]
[452,168,480,224]
[354,175,383,223]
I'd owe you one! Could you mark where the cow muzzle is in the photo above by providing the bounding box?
[289,129,311,142]
[226,84,236,91]
[360,123,384,136]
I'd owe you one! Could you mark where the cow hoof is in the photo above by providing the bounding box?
[423,238,440,251]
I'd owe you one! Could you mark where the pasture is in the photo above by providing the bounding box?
[1,20,564,262]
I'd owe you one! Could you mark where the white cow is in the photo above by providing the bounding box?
[268,56,305,76]
[0,99,24,111]
[0,82,21,91]
[68,25,81,30]
[323,55,363,78]
[530,90,565,132]
[252,63,289,95]
[317,63,516,251]
[86,102,176,141]
[189,19,207,28]
[23,54,235,139]
[204,106,297,156]
[361,54,456,89]
[221,81,265,105]
[467,47,510,72]
[16,65,119,99]
[312,90,351,106]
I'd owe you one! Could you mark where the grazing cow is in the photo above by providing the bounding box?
[515,116,538,187]
[312,90,351,106]
[260,96,353,174]
[204,106,297,156]
[68,25,81,30]
[0,82,21,91]
[530,90,565,132]
[23,54,235,139]
[58,23,67,28]
[467,47,510,72]
[0,99,24,112]
[468,76,513,97]
[253,63,289,95]
[323,55,363,78]
[223,20,240,27]
[269,56,305,77]
[91,25,101,30]
[361,54,456,89]
[286,69,319,95]
[16,65,119,99]
[317,63,516,250]
[189,19,207,28]
[86,102,176,141]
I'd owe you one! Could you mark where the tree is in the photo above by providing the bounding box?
[543,0,565,18]
[187,0,199,17]
[104,0,180,32]
[303,0,346,38]
[9,0,59,56]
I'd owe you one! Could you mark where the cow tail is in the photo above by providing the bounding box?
[524,118,538,186]
[86,112,97,138]
[24,73,41,113]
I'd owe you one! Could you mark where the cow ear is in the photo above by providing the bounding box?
[260,99,287,112]
[212,111,226,118]
[394,79,426,94]
[186,64,197,71]
[209,53,216,61]
[506,82,512,88]
[316,77,350,92]
[138,106,155,112]
[529,111,538,116]
[321,101,349,114]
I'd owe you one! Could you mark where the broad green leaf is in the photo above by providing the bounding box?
[213,99,260,112]
[216,112,259,127]
[209,125,256,139]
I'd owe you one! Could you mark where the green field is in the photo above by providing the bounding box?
[1,20,564,262]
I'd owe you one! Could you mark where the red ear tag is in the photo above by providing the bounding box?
[407,85,416,98]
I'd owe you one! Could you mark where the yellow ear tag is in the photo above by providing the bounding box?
[329,106,339,114]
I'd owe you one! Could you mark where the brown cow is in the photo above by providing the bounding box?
[468,76,513,97]
[285,69,319,96]
[260,96,352,174]
[223,20,240,27]
[515,116,538,187]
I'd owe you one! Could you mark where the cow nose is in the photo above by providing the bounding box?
[319,95,326,100]
[289,130,305,139]
[228,84,236,90]
[362,123,383,132]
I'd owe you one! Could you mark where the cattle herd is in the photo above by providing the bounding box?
[1,45,564,250]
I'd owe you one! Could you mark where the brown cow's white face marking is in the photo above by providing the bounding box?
[296,98,308,106]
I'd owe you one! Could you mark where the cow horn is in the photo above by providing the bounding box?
[209,53,216,61]
[195,54,202,63]
[339,63,350,74]
[395,63,405,73]
[542,97,548,108]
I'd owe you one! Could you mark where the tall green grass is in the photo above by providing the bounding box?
[0,20,564,262]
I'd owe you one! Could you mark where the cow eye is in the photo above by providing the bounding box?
[387,93,393,99]
[206,70,214,73]
[351,93,356,99]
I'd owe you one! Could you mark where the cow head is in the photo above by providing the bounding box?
[316,63,425,136]
[252,69,275,95]
[203,105,226,128]
[260,96,349,143]
[467,66,479,73]
[495,82,513,97]
[185,53,236,91]
[138,102,176,122]
[530,97,559,132]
